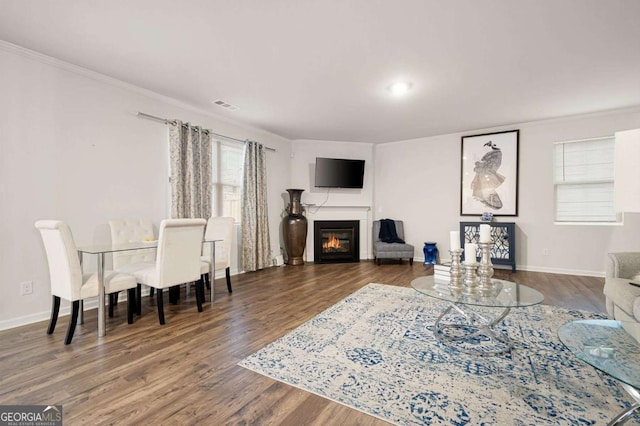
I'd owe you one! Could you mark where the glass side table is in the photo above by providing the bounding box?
[412,276,544,356]
[558,320,640,425]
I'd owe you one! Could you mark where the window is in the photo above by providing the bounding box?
[212,140,244,222]
[553,136,620,223]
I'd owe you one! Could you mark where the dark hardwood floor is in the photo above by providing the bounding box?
[0,262,606,425]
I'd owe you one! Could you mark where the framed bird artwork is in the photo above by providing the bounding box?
[460,129,519,216]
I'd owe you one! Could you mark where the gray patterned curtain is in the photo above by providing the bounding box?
[168,121,212,218]
[241,141,271,271]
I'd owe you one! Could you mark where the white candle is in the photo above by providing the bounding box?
[464,243,477,263]
[449,231,460,250]
[479,224,491,243]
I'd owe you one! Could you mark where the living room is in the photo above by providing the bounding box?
[1,1,640,424]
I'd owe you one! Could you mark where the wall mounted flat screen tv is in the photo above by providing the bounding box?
[314,157,365,188]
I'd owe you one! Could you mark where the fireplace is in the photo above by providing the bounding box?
[314,220,360,263]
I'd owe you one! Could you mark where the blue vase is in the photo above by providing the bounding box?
[423,242,438,265]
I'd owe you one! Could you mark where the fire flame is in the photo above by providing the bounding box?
[323,234,343,251]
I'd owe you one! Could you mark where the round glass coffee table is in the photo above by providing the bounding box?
[558,320,640,425]
[411,276,544,356]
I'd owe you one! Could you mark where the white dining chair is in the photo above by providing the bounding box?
[124,218,206,325]
[108,219,156,314]
[35,220,138,344]
[201,216,235,294]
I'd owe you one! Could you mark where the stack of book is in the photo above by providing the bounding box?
[433,261,452,284]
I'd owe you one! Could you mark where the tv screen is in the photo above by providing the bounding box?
[314,157,365,188]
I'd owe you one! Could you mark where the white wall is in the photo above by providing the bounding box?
[374,109,640,276]
[0,44,291,329]
[288,140,374,261]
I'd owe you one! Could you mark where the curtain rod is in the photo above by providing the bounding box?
[136,112,276,152]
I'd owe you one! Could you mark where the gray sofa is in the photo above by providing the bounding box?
[603,252,640,340]
[372,220,414,265]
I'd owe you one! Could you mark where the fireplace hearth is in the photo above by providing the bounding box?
[314,220,360,263]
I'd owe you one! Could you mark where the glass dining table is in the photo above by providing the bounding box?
[77,238,220,338]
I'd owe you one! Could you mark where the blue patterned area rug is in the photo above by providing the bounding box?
[239,283,638,425]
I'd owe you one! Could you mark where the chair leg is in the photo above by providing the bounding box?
[156,289,165,325]
[169,286,180,304]
[204,273,211,290]
[136,284,142,315]
[108,293,115,318]
[47,296,61,335]
[409,258,414,266]
[225,267,232,293]
[113,291,119,306]
[196,278,204,313]
[127,288,135,324]
[64,301,80,345]
[149,287,155,297]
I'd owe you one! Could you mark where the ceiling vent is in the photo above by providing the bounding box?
[211,100,240,111]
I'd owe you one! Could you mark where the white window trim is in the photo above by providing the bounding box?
[553,135,621,226]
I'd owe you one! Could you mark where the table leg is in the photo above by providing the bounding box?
[608,384,640,425]
[607,403,640,425]
[210,242,216,305]
[433,303,513,356]
[97,252,106,337]
[78,251,84,325]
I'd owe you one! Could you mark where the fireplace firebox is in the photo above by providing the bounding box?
[313,220,360,263]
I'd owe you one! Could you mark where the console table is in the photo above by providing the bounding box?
[460,221,516,271]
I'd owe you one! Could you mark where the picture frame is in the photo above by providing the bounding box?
[460,129,519,216]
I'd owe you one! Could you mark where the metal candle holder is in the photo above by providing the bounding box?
[448,248,463,293]
[462,261,479,296]
[477,242,496,295]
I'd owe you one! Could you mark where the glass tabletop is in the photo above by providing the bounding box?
[411,275,544,308]
[77,241,157,254]
[558,319,640,390]
[78,238,221,254]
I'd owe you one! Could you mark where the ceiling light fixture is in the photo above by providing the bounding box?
[388,81,413,96]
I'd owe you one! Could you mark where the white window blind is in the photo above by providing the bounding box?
[212,140,244,222]
[553,136,619,223]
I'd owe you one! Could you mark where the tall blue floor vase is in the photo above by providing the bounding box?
[423,242,438,265]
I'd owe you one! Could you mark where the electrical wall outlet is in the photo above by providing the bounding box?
[20,281,33,295]
[542,248,550,256]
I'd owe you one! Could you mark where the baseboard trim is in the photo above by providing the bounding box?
[0,297,102,331]
[0,270,242,331]
[516,265,604,278]
[418,256,604,278]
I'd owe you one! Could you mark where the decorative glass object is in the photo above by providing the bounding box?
[423,242,438,265]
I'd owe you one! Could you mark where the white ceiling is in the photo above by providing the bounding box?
[1,0,639,143]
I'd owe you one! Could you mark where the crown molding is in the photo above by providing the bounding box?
[0,39,290,144]
[382,105,640,146]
